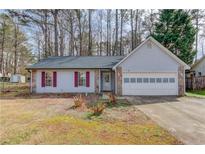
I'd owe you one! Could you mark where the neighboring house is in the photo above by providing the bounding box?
[27,37,190,96]
[10,74,26,83]
[190,56,205,77]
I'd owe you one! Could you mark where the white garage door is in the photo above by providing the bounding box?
[122,72,178,96]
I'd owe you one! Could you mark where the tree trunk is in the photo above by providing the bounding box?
[59,27,64,56]
[114,9,118,55]
[106,10,111,56]
[134,10,139,48]
[99,10,103,56]
[88,10,92,55]
[195,9,199,60]
[43,10,48,58]
[13,24,18,74]
[53,9,59,56]
[0,20,5,76]
[37,35,41,61]
[120,10,124,55]
[130,10,134,50]
[76,10,82,56]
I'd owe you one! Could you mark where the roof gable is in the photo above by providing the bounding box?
[113,37,190,70]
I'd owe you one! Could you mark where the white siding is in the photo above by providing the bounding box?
[118,40,180,96]
[119,40,180,72]
[36,69,95,93]
[192,58,205,76]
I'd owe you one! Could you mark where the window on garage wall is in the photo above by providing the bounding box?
[143,78,149,83]
[137,78,142,83]
[150,78,155,83]
[156,78,162,83]
[130,78,136,83]
[124,78,129,83]
[163,78,168,83]
[169,78,175,83]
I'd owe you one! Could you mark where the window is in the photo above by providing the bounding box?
[130,78,136,83]
[150,78,155,83]
[143,78,149,83]
[45,72,52,87]
[198,72,202,76]
[169,78,175,83]
[163,78,168,83]
[156,78,162,83]
[78,72,86,86]
[137,78,142,83]
[124,78,129,83]
[104,74,110,82]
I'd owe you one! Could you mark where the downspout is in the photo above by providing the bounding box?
[27,69,32,93]
[112,67,117,95]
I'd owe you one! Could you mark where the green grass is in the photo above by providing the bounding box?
[186,89,205,98]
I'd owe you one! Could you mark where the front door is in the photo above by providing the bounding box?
[102,72,111,91]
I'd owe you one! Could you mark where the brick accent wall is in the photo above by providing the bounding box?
[178,65,185,96]
[116,66,122,96]
[94,69,100,93]
[31,70,37,93]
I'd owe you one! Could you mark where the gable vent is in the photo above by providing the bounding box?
[146,41,153,48]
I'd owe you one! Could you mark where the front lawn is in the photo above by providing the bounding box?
[0,83,182,144]
[186,89,205,98]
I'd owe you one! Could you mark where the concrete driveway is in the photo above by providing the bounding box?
[127,96,205,144]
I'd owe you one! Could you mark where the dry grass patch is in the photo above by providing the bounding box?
[0,83,182,144]
[0,98,182,144]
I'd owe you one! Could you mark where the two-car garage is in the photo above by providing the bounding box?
[122,72,178,95]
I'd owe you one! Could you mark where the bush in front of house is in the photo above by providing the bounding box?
[89,102,106,116]
[73,94,86,108]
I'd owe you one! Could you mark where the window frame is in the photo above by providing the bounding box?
[163,78,169,83]
[150,78,155,83]
[169,78,175,83]
[124,78,130,83]
[78,71,86,87]
[130,78,136,83]
[156,78,162,83]
[137,78,142,83]
[45,71,52,87]
[143,78,149,83]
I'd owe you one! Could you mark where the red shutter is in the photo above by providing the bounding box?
[86,71,90,87]
[53,71,57,87]
[74,72,78,87]
[41,72,45,87]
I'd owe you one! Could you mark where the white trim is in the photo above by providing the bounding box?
[113,36,190,70]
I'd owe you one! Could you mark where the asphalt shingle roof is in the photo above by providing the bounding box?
[27,56,125,69]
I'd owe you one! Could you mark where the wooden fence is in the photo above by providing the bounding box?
[186,76,205,90]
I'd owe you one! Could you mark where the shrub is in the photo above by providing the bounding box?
[90,102,106,116]
[73,94,86,108]
[107,93,116,104]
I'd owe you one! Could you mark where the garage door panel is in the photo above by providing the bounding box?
[122,72,178,96]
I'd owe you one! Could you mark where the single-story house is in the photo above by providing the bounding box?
[27,37,190,96]
[190,55,205,77]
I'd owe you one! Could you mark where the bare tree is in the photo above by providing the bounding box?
[106,10,111,56]
[114,9,119,55]
[88,9,92,55]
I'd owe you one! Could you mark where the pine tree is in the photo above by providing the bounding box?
[153,9,197,64]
